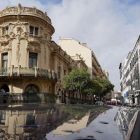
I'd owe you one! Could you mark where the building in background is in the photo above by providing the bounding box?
[59,38,106,79]
[114,90,122,101]
[103,70,109,80]
[119,57,131,103]
[119,36,140,104]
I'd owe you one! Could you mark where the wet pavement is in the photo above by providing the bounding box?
[46,106,123,140]
[115,106,139,140]
[0,105,138,140]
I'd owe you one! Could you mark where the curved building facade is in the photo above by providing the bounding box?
[0,4,89,104]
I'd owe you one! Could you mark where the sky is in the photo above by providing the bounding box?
[0,0,140,90]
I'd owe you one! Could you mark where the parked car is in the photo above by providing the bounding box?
[95,101,104,106]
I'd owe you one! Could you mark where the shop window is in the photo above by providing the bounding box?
[29,53,37,68]
[2,53,8,68]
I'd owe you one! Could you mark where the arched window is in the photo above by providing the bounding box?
[1,84,9,93]
[25,84,39,94]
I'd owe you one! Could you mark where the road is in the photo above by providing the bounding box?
[46,106,123,140]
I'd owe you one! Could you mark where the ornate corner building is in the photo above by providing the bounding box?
[0,4,90,104]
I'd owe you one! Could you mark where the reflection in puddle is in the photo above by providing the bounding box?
[0,105,109,140]
[114,107,139,140]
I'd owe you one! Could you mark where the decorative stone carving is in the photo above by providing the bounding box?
[27,35,42,45]
[57,61,61,67]
[63,65,67,70]
[16,33,21,65]
[11,21,28,35]
[0,4,52,25]
[0,35,10,45]
[27,44,41,53]
[44,46,46,64]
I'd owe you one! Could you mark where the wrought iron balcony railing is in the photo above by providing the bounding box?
[0,67,57,81]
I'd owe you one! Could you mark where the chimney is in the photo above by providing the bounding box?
[59,36,61,39]
[82,43,87,47]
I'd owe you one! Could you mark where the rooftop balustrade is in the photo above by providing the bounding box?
[0,4,51,25]
[0,67,57,81]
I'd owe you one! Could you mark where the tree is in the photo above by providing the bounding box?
[95,77,114,98]
[84,79,102,96]
[84,79,102,103]
[63,69,91,94]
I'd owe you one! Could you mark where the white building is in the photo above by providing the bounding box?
[119,36,140,104]
[59,38,105,79]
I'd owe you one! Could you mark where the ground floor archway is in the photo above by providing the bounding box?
[0,84,9,93]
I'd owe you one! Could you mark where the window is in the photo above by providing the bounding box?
[2,53,8,68]
[29,53,37,68]
[35,27,38,35]
[58,66,61,79]
[0,112,6,125]
[30,26,34,35]
[3,27,8,35]
[29,26,38,35]
[26,114,35,125]
[64,70,66,75]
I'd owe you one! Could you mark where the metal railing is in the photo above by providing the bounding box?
[0,92,57,106]
[0,67,57,81]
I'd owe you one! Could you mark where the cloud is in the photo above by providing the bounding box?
[47,0,140,90]
[0,0,140,90]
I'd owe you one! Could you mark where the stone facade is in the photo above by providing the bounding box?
[0,4,89,104]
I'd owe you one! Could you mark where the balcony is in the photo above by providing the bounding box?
[0,67,57,81]
[126,79,131,86]
[27,35,42,46]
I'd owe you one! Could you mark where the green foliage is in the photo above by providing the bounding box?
[84,79,102,96]
[63,69,91,93]
[62,105,110,119]
[95,77,114,96]
[63,69,114,99]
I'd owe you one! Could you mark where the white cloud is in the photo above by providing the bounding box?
[47,0,140,90]
[0,0,140,90]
